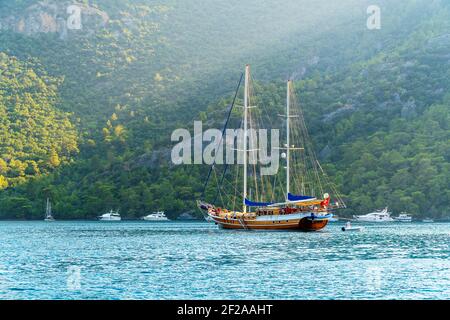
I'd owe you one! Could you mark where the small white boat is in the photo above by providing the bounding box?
[98,210,121,221]
[341,222,364,232]
[142,211,169,221]
[44,198,55,222]
[353,207,394,222]
[394,213,413,222]
[422,218,434,223]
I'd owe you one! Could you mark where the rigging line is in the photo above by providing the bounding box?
[213,169,226,208]
[317,160,345,204]
[289,88,307,195]
[292,88,325,197]
[211,167,221,204]
[321,172,346,207]
[253,87,272,203]
[248,101,260,202]
[233,162,239,212]
[213,168,237,208]
[215,115,245,205]
[252,78,277,136]
[291,151,301,194]
[211,163,242,206]
[255,77,275,202]
[215,175,236,207]
[217,171,241,197]
[213,164,228,204]
[201,73,244,199]
[274,161,286,201]
[270,173,277,202]
[256,85,272,202]
[246,75,262,203]
[248,73,276,203]
[289,114,302,192]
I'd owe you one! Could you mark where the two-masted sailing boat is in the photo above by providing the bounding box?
[198,65,345,231]
[44,198,55,222]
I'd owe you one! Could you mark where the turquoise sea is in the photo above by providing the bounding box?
[0,221,449,300]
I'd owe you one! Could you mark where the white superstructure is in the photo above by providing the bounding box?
[353,207,394,222]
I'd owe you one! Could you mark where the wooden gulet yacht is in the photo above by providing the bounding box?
[198,65,346,231]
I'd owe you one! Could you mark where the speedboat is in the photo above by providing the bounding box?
[341,222,364,232]
[142,211,169,221]
[353,207,394,222]
[422,218,434,223]
[394,213,413,222]
[98,210,121,221]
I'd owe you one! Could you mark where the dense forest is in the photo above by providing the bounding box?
[0,0,448,219]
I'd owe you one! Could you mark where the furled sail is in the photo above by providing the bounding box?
[244,199,275,207]
[287,193,316,202]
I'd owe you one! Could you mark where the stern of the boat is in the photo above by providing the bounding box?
[298,214,331,231]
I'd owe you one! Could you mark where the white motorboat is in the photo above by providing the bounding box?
[44,198,55,222]
[341,222,364,232]
[142,211,169,221]
[422,218,434,223]
[98,210,121,221]
[353,207,394,222]
[394,213,413,222]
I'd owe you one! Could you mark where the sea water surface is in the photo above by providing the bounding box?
[0,220,449,300]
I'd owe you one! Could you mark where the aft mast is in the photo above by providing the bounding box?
[243,65,250,213]
[286,80,291,199]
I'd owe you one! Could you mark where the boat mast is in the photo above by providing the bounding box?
[46,198,50,217]
[243,65,249,213]
[286,80,291,200]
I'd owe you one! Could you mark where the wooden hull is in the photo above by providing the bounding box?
[211,215,329,232]
[298,217,329,231]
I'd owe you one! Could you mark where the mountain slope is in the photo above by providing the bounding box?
[0,53,78,191]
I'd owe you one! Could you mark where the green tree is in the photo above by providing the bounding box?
[0,175,8,189]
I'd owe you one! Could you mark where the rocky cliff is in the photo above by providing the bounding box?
[0,1,109,39]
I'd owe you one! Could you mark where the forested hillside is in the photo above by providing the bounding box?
[0,53,78,190]
[0,0,448,219]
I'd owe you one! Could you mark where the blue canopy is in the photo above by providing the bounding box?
[244,199,275,207]
[287,193,316,202]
